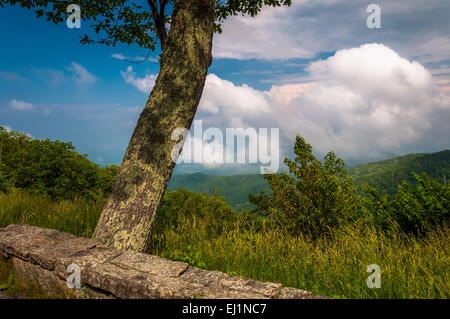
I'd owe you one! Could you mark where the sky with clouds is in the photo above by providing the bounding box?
[1,0,449,174]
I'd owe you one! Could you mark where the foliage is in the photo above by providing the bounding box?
[250,135,360,237]
[361,173,450,235]
[0,0,292,52]
[2,189,448,299]
[0,189,103,238]
[151,219,449,299]
[152,188,267,240]
[214,0,291,32]
[0,271,13,291]
[0,126,118,201]
[168,173,270,211]
[359,184,399,233]
[168,150,450,211]
[0,129,448,298]
[349,151,450,195]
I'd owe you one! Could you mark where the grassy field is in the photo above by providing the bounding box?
[0,189,448,299]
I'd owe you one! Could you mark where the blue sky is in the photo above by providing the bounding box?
[1,1,450,173]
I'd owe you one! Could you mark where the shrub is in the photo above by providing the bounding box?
[361,173,449,235]
[250,136,360,237]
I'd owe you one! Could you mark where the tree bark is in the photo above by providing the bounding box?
[92,0,215,252]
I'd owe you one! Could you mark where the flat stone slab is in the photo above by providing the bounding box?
[110,251,189,278]
[0,224,97,270]
[0,224,327,299]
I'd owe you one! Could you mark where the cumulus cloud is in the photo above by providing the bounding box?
[66,62,97,84]
[9,99,34,111]
[177,123,280,173]
[199,74,271,114]
[201,44,450,161]
[269,44,449,158]
[119,43,450,162]
[121,66,157,93]
[213,0,450,71]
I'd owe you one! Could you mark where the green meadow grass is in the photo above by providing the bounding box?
[1,189,448,299]
[149,217,449,299]
[0,190,102,238]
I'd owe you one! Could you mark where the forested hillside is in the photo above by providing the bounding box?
[1,127,448,298]
[170,151,450,209]
[349,151,450,194]
[168,173,270,211]
[2,125,448,210]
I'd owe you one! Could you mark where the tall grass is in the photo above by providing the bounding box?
[149,216,449,299]
[1,189,448,298]
[0,189,102,238]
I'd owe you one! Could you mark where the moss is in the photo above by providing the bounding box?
[0,256,68,299]
[0,255,13,288]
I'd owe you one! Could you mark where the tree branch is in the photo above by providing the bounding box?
[147,0,167,51]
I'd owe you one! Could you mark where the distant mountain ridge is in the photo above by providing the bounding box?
[349,150,450,195]
[168,173,269,211]
[168,150,450,210]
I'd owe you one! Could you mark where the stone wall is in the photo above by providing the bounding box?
[0,224,323,299]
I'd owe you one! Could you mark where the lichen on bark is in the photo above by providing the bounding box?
[93,0,215,253]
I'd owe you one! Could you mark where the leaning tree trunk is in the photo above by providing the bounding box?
[92,0,215,252]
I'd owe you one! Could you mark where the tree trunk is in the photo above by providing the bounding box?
[92,0,215,252]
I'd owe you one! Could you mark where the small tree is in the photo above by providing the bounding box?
[250,136,359,237]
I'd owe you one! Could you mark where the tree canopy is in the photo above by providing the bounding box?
[0,0,291,52]
[0,126,119,200]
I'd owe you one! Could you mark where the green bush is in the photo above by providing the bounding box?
[250,135,360,237]
[1,188,448,299]
[362,173,449,235]
[151,188,266,241]
[0,126,119,201]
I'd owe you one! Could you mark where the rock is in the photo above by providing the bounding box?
[0,224,326,299]
[0,224,97,270]
[110,251,189,278]
[179,266,282,298]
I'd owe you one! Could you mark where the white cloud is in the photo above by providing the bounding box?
[9,99,34,111]
[1,125,12,132]
[199,74,271,114]
[118,44,450,161]
[267,44,450,158]
[67,62,97,84]
[213,0,450,70]
[178,125,279,172]
[111,53,127,60]
[111,53,158,63]
[121,66,157,93]
[199,44,450,161]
